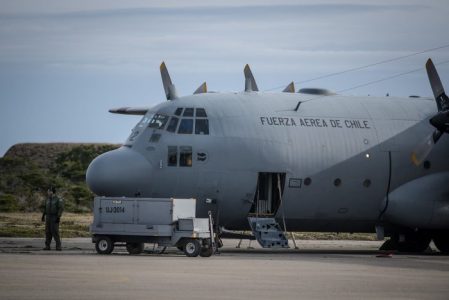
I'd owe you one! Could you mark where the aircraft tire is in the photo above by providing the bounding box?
[433,232,449,254]
[95,236,114,255]
[126,242,144,255]
[397,232,431,253]
[183,239,201,257]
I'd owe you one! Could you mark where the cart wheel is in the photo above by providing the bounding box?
[183,239,201,257]
[126,242,144,255]
[199,246,213,257]
[95,236,114,254]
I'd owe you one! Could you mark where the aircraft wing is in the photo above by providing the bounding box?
[108,107,149,115]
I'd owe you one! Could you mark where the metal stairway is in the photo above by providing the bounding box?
[248,217,289,248]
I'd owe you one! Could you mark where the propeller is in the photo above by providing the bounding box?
[411,59,449,165]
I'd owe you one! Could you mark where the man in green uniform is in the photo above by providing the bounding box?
[41,187,64,251]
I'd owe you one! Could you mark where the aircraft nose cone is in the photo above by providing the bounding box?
[86,147,152,196]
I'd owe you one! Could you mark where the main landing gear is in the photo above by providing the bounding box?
[380,230,449,254]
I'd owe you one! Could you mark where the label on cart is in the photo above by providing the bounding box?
[105,206,125,213]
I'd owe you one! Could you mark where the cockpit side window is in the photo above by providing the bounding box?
[125,113,154,145]
[179,146,192,167]
[178,119,193,134]
[166,117,179,133]
[149,114,169,129]
[167,146,177,166]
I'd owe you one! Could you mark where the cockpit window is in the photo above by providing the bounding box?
[174,108,183,116]
[178,119,193,134]
[166,107,209,135]
[183,108,194,117]
[125,113,154,145]
[149,114,169,129]
[166,117,179,133]
[196,108,207,118]
[195,119,209,135]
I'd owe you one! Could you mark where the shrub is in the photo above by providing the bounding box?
[0,194,18,212]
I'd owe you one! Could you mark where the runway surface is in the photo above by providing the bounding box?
[0,238,448,300]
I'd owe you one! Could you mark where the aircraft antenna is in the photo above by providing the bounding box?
[294,59,449,106]
[265,43,449,92]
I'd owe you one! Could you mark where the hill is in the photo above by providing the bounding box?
[0,143,119,213]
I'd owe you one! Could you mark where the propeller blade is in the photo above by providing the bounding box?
[160,62,178,100]
[283,82,296,93]
[244,64,259,92]
[426,59,449,111]
[194,82,207,94]
[411,130,443,166]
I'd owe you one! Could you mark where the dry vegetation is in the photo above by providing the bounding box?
[0,212,92,238]
[0,212,376,240]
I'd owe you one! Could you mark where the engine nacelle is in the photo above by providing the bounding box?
[383,172,449,229]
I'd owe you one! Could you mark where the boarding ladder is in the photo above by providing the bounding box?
[248,217,289,248]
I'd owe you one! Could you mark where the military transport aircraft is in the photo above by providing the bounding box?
[86,59,449,253]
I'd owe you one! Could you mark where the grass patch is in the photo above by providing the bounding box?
[0,212,92,238]
[292,232,377,241]
[0,212,377,240]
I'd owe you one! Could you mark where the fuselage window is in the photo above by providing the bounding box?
[183,108,194,117]
[149,114,169,129]
[166,117,179,133]
[178,119,193,134]
[168,146,177,166]
[195,119,209,135]
[196,108,207,117]
[175,108,183,116]
[179,146,192,167]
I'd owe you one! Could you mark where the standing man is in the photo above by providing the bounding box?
[41,187,64,251]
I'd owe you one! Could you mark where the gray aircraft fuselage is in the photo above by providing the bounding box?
[86,91,449,235]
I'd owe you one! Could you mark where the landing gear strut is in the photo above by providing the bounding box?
[380,231,431,253]
[432,231,449,254]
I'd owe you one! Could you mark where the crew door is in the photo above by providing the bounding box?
[250,172,285,216]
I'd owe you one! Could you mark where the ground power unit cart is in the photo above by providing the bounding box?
[90,197,214,257]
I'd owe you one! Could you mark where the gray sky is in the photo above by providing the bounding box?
[1,0,448,156]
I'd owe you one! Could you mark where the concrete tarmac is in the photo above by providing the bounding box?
[0,238,448,300]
